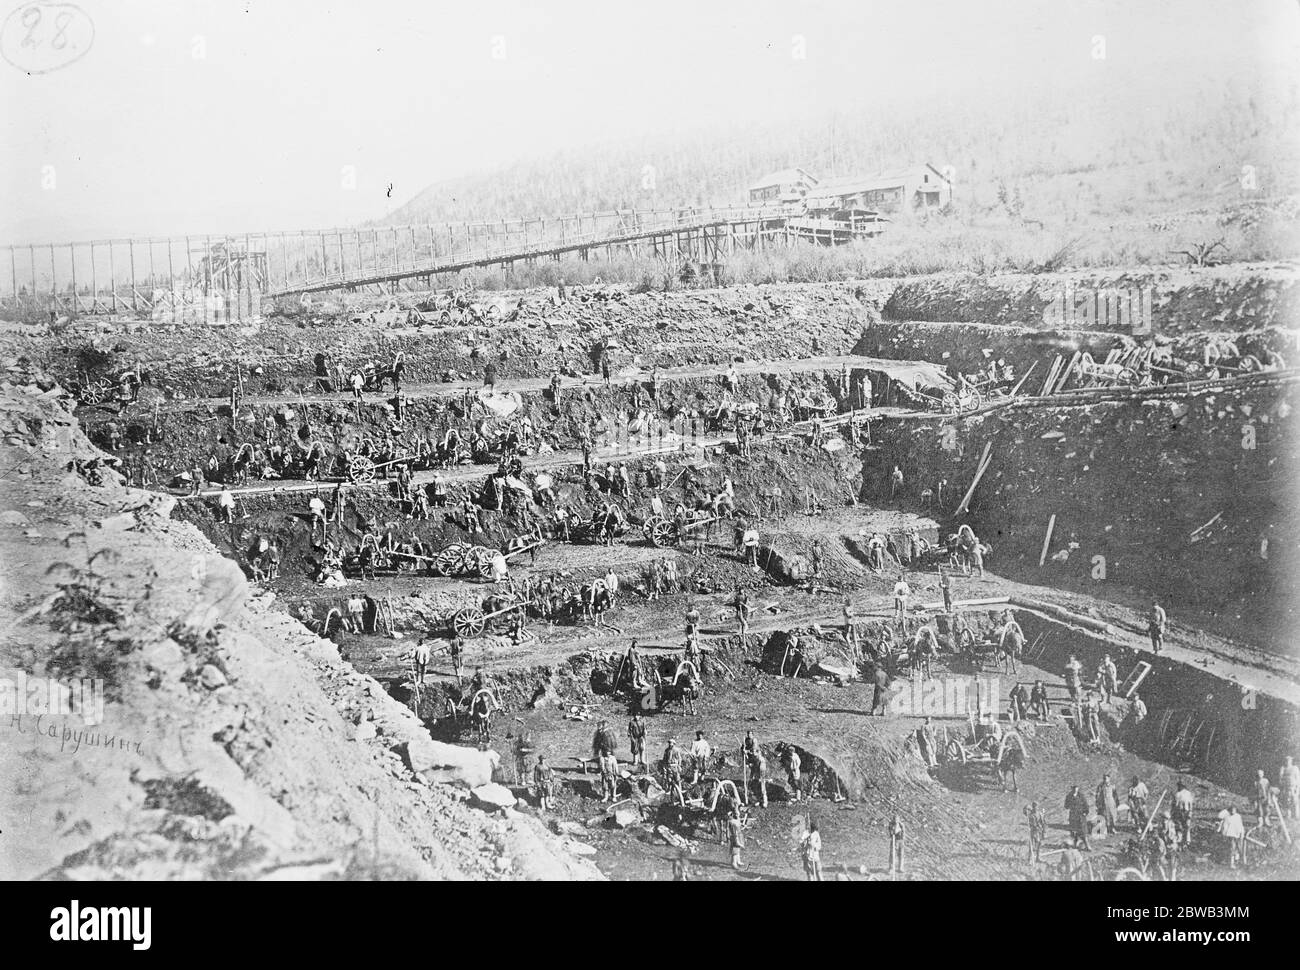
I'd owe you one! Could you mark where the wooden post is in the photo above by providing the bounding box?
[1039,514,1056,567]
[69,243,77,309]
[49,243,56,299]
[107,242,116,312]
[955,441,993,515]
[129,238,138,311]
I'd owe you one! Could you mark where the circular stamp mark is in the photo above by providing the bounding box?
[1,1,93,75]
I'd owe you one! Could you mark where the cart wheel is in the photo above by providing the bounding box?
[941,391,959,413]
[478,556,497,580]
[80,381,106,405]
[484,304,501,321]
[453,606,487,638]
[1117,367,1139,386]
[649,519,675,547]
[348,455,376,484]
[945,740,967,764]
[433,548,458,576]
[958,628,976,653]
[965,390,983,410]
[642,514,664,540]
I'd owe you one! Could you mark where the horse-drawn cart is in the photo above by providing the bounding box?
[449,593,530,639]
[642,511,721,548]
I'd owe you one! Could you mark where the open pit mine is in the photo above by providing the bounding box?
[1,265,1297,882]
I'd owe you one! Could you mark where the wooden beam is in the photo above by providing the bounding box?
[955,441,993,515]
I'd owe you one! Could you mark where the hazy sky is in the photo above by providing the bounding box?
[2,0,1297,242]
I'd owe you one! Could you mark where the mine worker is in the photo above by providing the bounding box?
[890,465,904,501]
[1254,768,1272,823]
[1158,811,1180,881]
[617,462,630,497]
[735,585,751,636]
[913,623,938,679]
[801,821,823,881]
[449,635,465,684]
[483,360,498,390]
[1219,805,1245,868]
[743,728,759,795]
[533,755,555,812]
[346,594,366,633]
[1008,681,1029,722]
[690,730,712,784]
[549,369,563,407]
[1172,781,1195,847]
[350,370,364,401]
[858,373,872,412]
[727,808,745,869]
[1148,597,1167,655]
[1064,654,1083,702]
[871,663,891,717]
[1131,691,1148,725]
[599,749,619,802]
[649,490,665,519]
[1065,784,1092,850]
[627,712,647,770]
[892,575,911,621]
[604,566,620,608]
[685,603,701,640]
[889,814,906,875]
[469,666,486,695]
[662,739,685,806]
[916,716,938,768]
[303,493,327,537]
[741,525,760,568]
[217,486,237,523]
[412,640,431,684]
[867,532,887,572]
[1083,691,1102,743]
[508,608,525,645]
[1282,756,1300,819]
[841,595,859,651]
[810,416,825,447]
[1096,773,1119,835]
[1024,801,1048,865]
[1128,776,1150,831]
[782,744,803,801]
[1099,654,1118,704]
[1058,838,1086,881]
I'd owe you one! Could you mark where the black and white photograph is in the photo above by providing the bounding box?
[1,0,1297,928]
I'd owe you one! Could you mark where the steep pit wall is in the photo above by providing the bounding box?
[1018,612,1300,796]
[862,380,1300,653]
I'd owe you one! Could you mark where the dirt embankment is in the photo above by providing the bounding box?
[862,380,1300,653]
[0,377,602,880]
[855,320,1293,392]
[29,282,885,401]
[883,263,1300,335]
[85,368,838,486]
